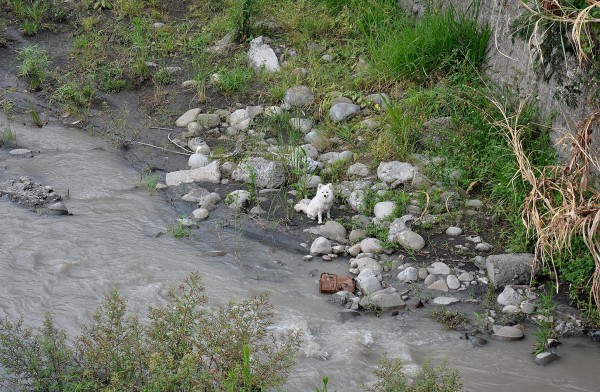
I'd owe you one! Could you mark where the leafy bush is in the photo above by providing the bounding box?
[0,273,302,391]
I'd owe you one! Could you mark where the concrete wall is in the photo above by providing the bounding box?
[399,0,599,164]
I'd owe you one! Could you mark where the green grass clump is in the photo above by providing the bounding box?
[16,45,50,90]
[362,2,490,84]
[0,273,301,391]
[52,80,95,114]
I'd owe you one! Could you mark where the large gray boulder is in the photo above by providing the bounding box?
[486,253,535,286]
[166,160,221,186]
[319,220,347,241]
[247,36,280,72]
[377,161,416,187]
[396,230,425,252]
[231,157,285,189]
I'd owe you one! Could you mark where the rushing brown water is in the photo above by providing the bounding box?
[1,113,599,391]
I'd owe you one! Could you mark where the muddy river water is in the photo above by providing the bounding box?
[1,113,599,391]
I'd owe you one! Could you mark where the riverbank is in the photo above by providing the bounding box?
[1,0,599,389]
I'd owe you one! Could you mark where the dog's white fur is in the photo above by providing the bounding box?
[294,183,334,224]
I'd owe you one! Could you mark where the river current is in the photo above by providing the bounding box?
[0,113,598,391]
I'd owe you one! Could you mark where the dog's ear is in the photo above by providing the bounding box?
[326,183,332,188]
[317,183,323,190]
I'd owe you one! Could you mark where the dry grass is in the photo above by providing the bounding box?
[491,97,600,308]
[518,0,600,64]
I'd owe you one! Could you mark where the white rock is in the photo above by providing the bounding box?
[502,305,520,314]
[360,238,383,254]
[457,272,474,282]
[446,274,460,290]
[283,85,314,108]
[497,286,523,306]
[188,153,210,169]
[176,108,201,127]
[166,161,221,186]
[397,266,418,283]
[247,36,280,72]
[374,201,395,220]
[229,109,251,131]
[433,296,460,305]
[475,242,492,252]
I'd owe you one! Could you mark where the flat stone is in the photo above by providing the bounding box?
[446,274,460,290]
[502,305,520,314]
[475,242,493,252]
[226,190,250,211]
[465,199,483,208]
[181,188,210,203]
[166,161,221,186]
[387,215,414,242]
[427,279,449,292]
[446,226,462,236]
[492,325,524,341]
[534,352,560,366]
[360,288,406,309]
[433,296,459,305]
[329,103,361,123]
[176,108,201,127]
[9,149,33,157]
[187,137,211,154]
[427,261,451,275]
[520,301,536,314]
[418,267,429,279]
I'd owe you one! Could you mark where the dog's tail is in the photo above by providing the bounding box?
[294,199,310,213]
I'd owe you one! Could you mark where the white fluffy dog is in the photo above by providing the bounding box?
[294,183,334,224]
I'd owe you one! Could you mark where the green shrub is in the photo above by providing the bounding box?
[365,356,462,391]
[16,45,50,90]
[52,81,95,113]
[214,65,254,95]
[0,273,301,391]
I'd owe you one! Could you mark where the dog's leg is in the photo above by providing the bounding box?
[317,210,323,224]
[326,207,331,220]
